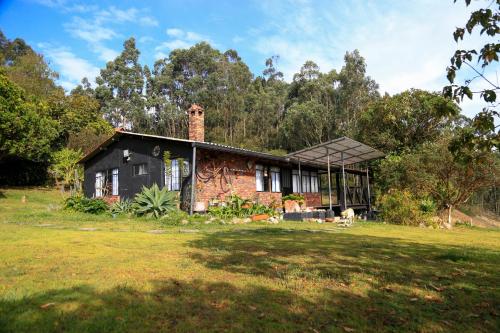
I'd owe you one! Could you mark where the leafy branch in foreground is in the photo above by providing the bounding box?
[444,0,500,152]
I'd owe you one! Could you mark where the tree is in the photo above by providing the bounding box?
[379,133,499,224]
[95,38,145,129]
[279,100,327,150]
[333,50,380,136]
[49,148,84,191]
[0,71,59,162]
[357,89,460,153]
[444,0,500,152]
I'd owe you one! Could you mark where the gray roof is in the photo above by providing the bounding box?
[80,130,383,167]
[286,137,385,166]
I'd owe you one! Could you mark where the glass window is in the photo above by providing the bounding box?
[95,171,104,197]
[165,159,181,191]
[256,164,264,191]
[302,170,311,192]
[310,171,319,193]
[133,163,148,176]
[111,168,119,195]
[292,170,300,192]
[270,167,281,192]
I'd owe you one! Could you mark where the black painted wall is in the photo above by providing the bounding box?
[83,135,192,200]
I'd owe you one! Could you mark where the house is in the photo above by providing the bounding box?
[79,104,384,214]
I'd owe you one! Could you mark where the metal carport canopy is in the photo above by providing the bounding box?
[286,137,385,167]
[287,137,384,212]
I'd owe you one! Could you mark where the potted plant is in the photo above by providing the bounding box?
[282,194,305,213]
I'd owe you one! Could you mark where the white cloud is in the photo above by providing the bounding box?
[92,44,119,62]
[139,36,154,44]
[93,6,158,27]
[156,40,191,51]
[65,17,117,43]
[166,28,184,38]
[139,16,159,27]
[156,28,213,54]
[39,44,100,90]
[250,0,493,117]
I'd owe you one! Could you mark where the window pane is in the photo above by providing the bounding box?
[134,164,148,176]
[95,171,104,197]
[111,168,119,195]
[256,164,264,191]
[270,167,280,192]
[292,170,299,192]
[302,171,310,192]
[171,159,180,191]
[310,172,318,193]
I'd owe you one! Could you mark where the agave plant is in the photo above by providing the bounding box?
[133,184,178,219]
[109,199,133,215]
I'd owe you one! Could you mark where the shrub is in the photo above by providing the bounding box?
[419,197,437,214]
[109,199,133,216]
[64,195,108,214]
[133,184,178,219]
[207,195,277,219]
[282,194,305,202]
[378,189,434,226]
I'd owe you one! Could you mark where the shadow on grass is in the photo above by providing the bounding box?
[1,229,498,332]
[187,229,500,332]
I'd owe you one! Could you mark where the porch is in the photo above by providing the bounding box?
[286,137,384,215]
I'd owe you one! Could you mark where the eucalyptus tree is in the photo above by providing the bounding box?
[95,38,145,129]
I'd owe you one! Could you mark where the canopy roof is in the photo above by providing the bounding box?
[287,137,384,167]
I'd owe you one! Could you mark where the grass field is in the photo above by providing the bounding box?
[0,188,499,332]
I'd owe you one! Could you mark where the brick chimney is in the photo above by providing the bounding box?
[188,104,204,142]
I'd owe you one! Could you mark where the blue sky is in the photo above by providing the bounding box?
[0,0,496,118]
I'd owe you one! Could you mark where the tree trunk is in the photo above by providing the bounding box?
[448,204,452,225]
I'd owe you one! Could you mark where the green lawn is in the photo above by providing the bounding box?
[0,188,499,332]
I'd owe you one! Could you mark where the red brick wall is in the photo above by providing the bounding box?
[303,192,321,207]
[195,149,282,208]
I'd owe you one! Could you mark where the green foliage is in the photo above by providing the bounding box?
[96,38,145,129]
[377,135,499,224]
[443,1,499,152]
[282,194,305,202]
[419,197,437,214]
[133,184,178,219]
[378,190,433,226]
[0,71,60,163]
[161,210,190,225]
[357,89,459,153]
[109,199,133,216]
[64,195,108,215]
[48,148,83,189]
[208,195,276,219]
